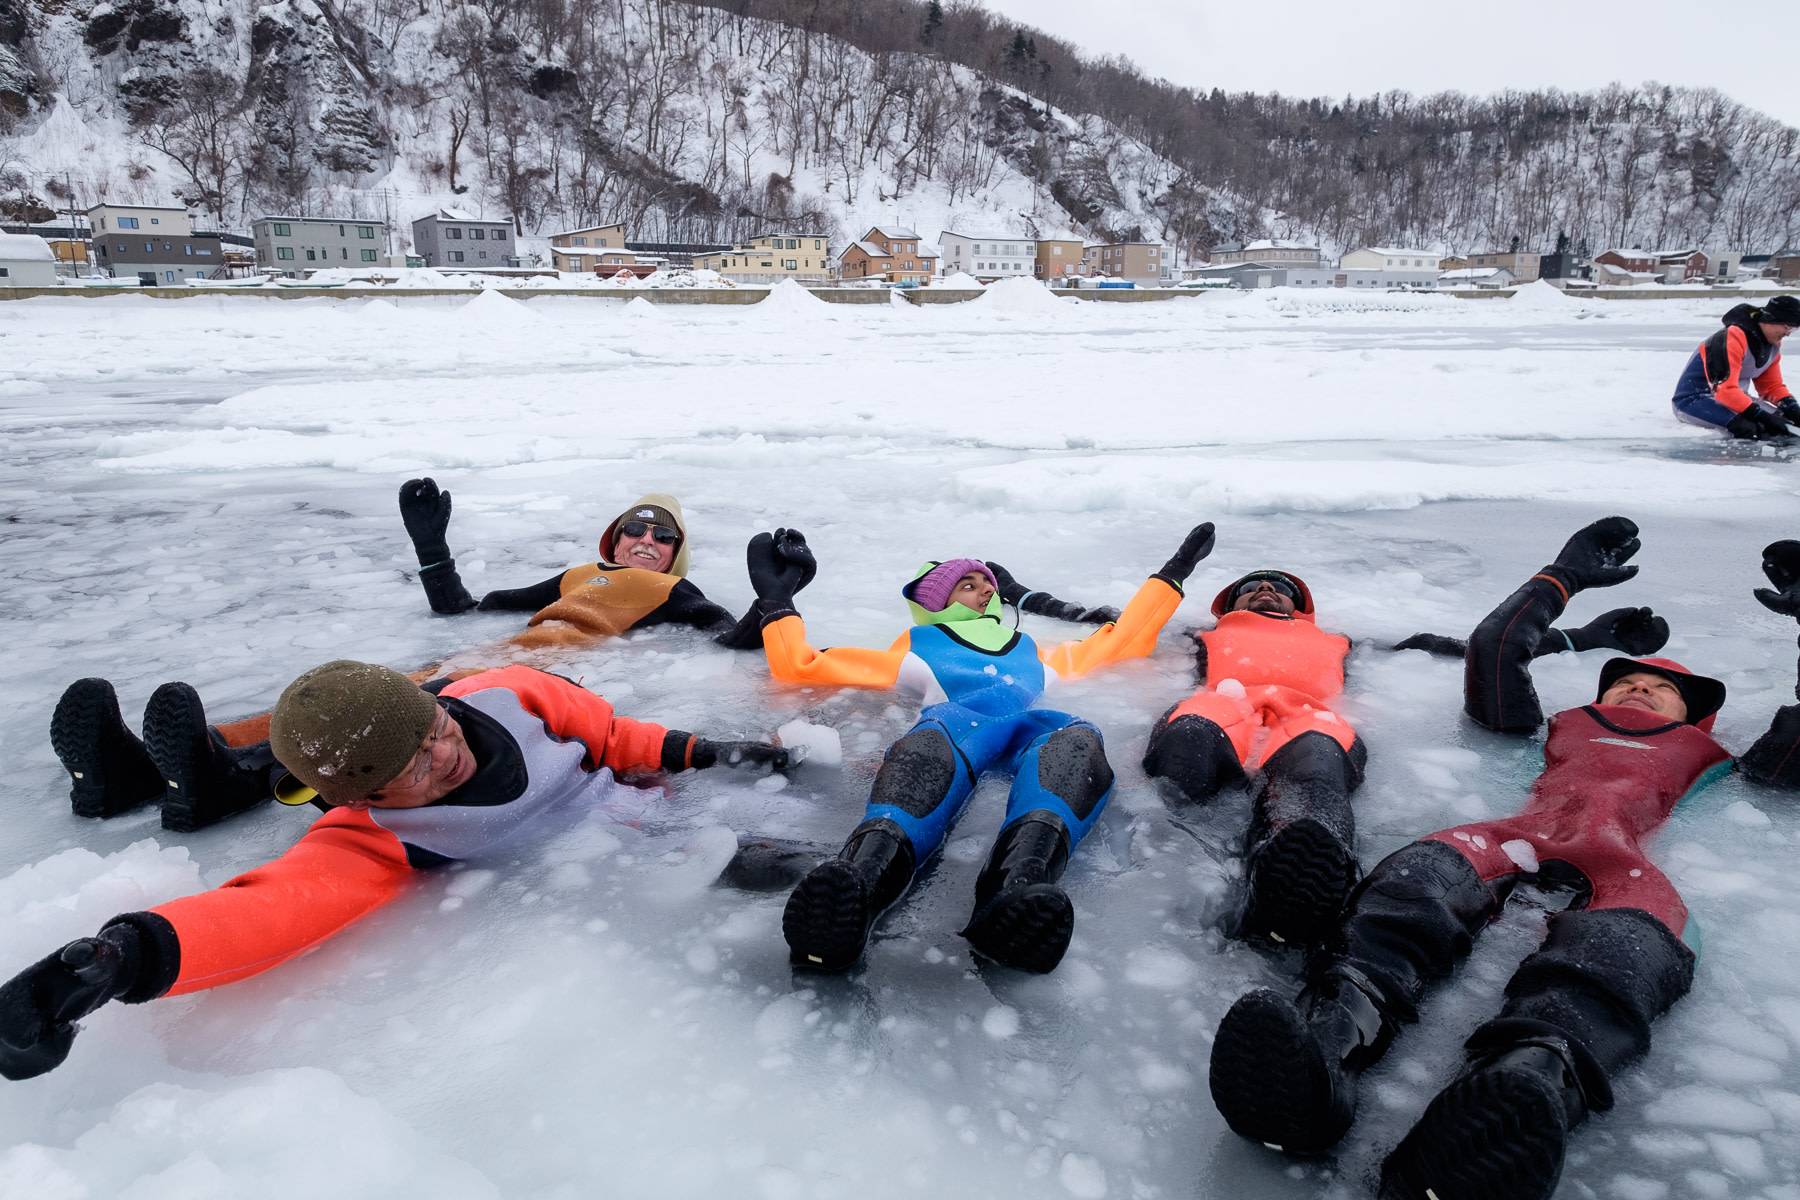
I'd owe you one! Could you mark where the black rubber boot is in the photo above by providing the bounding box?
[1141,711,1243,802]
[1379,1027,1604,1200]
[142,683,278,833]
[49,679,163,818]
[782,819,915,971]
[1239,732,1366,945]
[1209,963,1403,1154]
[961,816,1074,973]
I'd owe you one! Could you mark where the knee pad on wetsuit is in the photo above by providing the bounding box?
[1263,730,1367,793]
[1499,906,1695,1077]
[1036,725,1113,822]
[870,725,960,819]
[1142,711,1243,801]
[1332,841,1505,1004]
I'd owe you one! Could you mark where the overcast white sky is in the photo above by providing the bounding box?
[976,0,1800,130]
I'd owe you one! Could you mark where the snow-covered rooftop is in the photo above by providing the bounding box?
[0,232,55,262]
[1243,239,1318,251]
[1356,247,1435,256]
[869,225,920,239]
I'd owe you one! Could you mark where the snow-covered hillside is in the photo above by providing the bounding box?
[0,0,1220,250]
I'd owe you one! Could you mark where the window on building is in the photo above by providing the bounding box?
[338,225,346,236]
[359,226,375,238]
[144,242,152,252]
[478,250,487,259]
[150,218,160,225]
[493,229,507,240]
[305,249,315,260]
[184,245,192,256]
[814,240,822,249]
[340,248,348,259]
[120,217,139,229]
[449,250,465,262]
[361,249,378,262]
[272,223,290,236]
[277,247,294,260]
[784,259,797,270]
[472,228,486,240]
[164,270,174,281]
[574,237,587,246]
[447,228,463,239]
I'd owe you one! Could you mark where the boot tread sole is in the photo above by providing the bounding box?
[1379,1063,1568,1200]
[142,683,212,833]
[51,679,157,819]
[782,860,877,972]
[1209,988,1352,1154]
[962,884,1073,974]
[1244,817,1356,945]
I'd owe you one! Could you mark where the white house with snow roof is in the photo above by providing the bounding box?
[0,232,59,286]
[1339,246,1439,271]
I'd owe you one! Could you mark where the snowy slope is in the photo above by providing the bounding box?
[0,0,1211,250]
[1,290,1799,1197]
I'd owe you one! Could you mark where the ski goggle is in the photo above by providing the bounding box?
[617,520,681,545]
[1231,573,1299,601]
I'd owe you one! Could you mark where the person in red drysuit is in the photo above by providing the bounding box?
[0,660,787,1081]
[1207,519,1800,1200]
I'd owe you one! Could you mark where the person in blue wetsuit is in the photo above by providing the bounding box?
[745,524,1216,974]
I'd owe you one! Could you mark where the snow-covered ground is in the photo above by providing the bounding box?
[2,283,1799,1199]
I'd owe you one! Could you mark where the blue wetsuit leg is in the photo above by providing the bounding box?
[862,702,1016,863]
[999,711,1115,848]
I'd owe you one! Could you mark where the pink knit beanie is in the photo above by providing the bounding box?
[908,559,997,612]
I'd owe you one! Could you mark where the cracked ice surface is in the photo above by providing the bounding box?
[2,287,1800,1198]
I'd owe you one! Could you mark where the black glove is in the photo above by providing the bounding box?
[985,561,1121,624]
[399,477,455,565]
[690,738,791,770]
[1546,517,1641,592]
[399,478,477,613]
[984,561,1030,607]
[747,529,810,624]
[1727,407,1793,439]
[0,927,139,1081]
[1779,398,1800,428]
[1754,540,1800,619]
[1562,607,1670,655]
[1154,522,1217,587]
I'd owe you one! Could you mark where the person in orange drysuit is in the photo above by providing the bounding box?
[2,659,788,1081]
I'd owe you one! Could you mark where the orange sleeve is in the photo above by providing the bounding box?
[443,665,667,775]
[1040,576,1184,678]
[152,807,414,996]
[1712,327,1757,414]
[761,615,908,688]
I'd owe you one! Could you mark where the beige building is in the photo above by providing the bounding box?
[1210,239,1320,267]
[1035,238,1086,282]
[694,233,831,282]
[1467,249,1540,281]
[838,226,935,284]
[1093,241,1169,286]
[1340,246,1438,271]
[548,224,635,273]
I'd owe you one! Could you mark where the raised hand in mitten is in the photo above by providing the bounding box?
[399,477,455,565]
[1755,540,1800,619]
[773,528,817,595]
[746,530,810,622]
[1563,607,1670,656]
[1155,522,1217,586]
[1548,516,1642,591]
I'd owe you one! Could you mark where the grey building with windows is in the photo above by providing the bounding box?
[87,203,223,284]
[410,209,517,268]
[253,217,389,275]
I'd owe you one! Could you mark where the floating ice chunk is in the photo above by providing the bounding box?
[1644,1085,1775,1131]
[1704,1132,1769,1180]
[1213,678,1246,699]
[1135,1061,1192,1092]
[1724,800,1773,828]
[1123,948,1197,989]
[776,719,843,766]
[1058,1152,1107,1198]
[0,840,202,975]
[1607,1175,1670,1200]
[1501,839,1540,872]
[982,1006,1020,1038]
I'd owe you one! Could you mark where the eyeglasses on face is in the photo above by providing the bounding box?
[399,707,451,788]
[617,520,681,545]
[1232,574,1299,601]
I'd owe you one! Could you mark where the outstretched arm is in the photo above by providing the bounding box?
[400,477,480,614]
[1466,518,1645,734]
[1040,523,1212,678]
[1737,541,1800,788]
[1396,606,1669,660]
[985,561,1121,625]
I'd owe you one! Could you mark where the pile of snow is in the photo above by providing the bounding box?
[454,288,539,329]
[970,276,1072,313]
[0,841,202,971]
[754,278,830,315]
[933,272,983,289]
[597,268,736,290]
[619,296,662,320]
[1508,279,1574,308]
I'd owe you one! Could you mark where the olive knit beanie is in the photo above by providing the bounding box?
[270,660,439,804]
